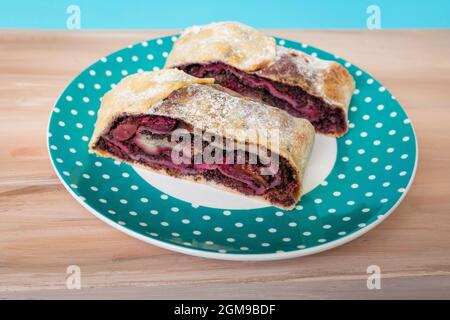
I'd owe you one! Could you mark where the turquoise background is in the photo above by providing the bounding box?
[1,0,449,29]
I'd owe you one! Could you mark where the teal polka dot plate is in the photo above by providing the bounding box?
[47,35,417,261]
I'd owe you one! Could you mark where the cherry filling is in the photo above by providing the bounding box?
[96,115,300,207]
[178,62,347,135]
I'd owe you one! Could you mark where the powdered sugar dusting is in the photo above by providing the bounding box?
[275,46,331,84]
[254,46,341,106]
[114,69,213,105]
[148,84,315,175]
[90,69,213,145]
[166,21,276,71]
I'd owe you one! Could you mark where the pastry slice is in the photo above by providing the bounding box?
[165,22,355,136]
[89,69,314,209]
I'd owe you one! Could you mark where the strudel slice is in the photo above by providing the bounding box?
[89,69,314,209]
[165,22,355,136]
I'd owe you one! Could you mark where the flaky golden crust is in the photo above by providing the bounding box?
[165,22,276,72]
[89,69,315,209]
[89,69,214,149]
[254,46,355,117]
[165,22,355,136]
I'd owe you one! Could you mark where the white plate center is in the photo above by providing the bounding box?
[134,135,336,209]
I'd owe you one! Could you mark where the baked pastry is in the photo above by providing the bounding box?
[89,69,315,209]
[165,22,355,136]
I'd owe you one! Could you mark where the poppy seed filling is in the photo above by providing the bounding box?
[178,62,347,135]
[95,114,300,207]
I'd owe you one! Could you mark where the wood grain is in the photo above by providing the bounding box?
[0,30,449,299]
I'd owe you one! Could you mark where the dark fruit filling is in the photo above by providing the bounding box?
[96,115,299,207]
[178,62,347,134]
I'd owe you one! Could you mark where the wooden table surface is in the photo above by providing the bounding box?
[0,30,449,299]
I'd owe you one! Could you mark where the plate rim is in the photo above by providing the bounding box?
[46,35,419,261]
